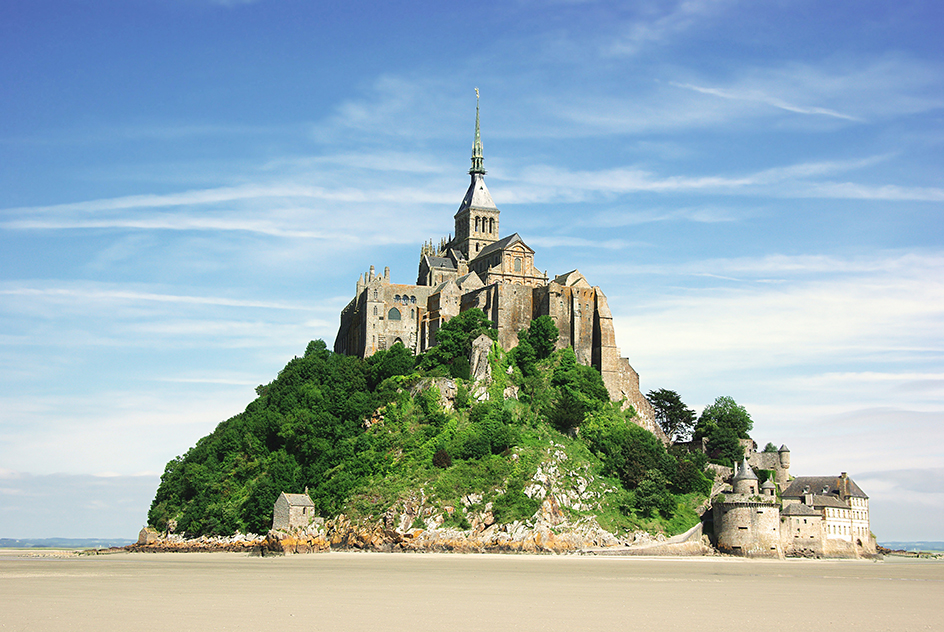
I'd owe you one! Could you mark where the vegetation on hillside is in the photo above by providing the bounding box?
[148,309,714,538]
[693,395,755,467]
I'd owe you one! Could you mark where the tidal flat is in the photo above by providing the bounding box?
[1,551,941,631]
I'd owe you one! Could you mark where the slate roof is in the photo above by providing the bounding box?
[457,173,497,211]
[782,475,868,499]
[809,494,850,509]
[281,493,314,507]
[455,271,483,290]
[425,256,456,270]
[781,503,820,517]
[474,233,529,261]
[733,458,758,481]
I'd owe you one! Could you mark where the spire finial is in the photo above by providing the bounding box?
[470,88,485,176]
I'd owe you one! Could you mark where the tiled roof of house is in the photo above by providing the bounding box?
[782,475,867,499]
[281,493,314,507]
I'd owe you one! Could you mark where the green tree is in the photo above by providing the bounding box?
[705,426,743,468]
[635,469,676,518]
[646,389,696,442]
[523,315,559,360]
[511,316,559,377]
[763,442,778,453]
[693,396,753,440]
[420,308,496,376]
[547,347,609,431]
[366,342,415,389]
[581,406,674,489]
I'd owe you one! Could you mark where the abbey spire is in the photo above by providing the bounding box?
[453,89,499,259]
[470,87,485,176]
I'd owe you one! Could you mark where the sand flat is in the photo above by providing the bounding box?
[1,551,942,631]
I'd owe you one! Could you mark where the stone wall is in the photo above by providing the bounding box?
[713,499,782,558]
[781,514,824,557]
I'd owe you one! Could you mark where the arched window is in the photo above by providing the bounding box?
[373,306,378,316]
[514,257,522,272]
[475,217,480,232]
[489,218,494,233]
[388,307,401,321]
[373,290,378,300]
[395,294,401,302]
[410,308,414,319]
[410,295,416,304]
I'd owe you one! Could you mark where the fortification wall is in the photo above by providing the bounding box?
[781,515,824,557]
[714,501,782,558]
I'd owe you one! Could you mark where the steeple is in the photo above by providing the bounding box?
[470,88,485,176]
[453,89,499,260]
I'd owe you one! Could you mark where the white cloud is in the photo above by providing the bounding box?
[671,82,863,122]
[604,0,734,57]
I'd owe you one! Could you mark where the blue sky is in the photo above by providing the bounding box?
[1,0,942,541]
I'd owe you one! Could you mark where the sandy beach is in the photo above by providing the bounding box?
[1,551,941,631]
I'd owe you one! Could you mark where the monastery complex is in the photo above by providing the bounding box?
[332,97,875,558]
[334,97,658,433]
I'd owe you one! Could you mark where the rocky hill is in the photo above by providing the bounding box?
[145,311,712,553]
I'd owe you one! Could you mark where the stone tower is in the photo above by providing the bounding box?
[452,91,500,259]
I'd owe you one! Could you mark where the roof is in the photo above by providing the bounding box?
[280,492,314,507]
[733,458,758,481]
[455,271,483,291]
[474,233,530,261]
[425,256,456,270]
[553,270,592,288]
[810,494,850,509]
[782,475,868,500]
[781,503,820,517]
[457,173,497,212]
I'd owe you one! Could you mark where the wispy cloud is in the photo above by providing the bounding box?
[671,82,864,122]
[497,155,939,203]
[605,0,733,57]
[0,286,316,311]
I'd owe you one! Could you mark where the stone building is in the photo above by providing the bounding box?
[272,492,315,531]
[746,442,791,490]
[712,457,782,558]
[710,457,876,558]
[780,473,875,556]
[334,96,660,436]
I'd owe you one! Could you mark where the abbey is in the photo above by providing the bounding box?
[334,98,659,434]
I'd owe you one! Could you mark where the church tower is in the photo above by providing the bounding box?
[452,90,500,260]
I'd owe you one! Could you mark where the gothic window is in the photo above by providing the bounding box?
[514,257,522,272]
[373,306,378,316]
[373,290,378,300]
[410,295,416,304]
[395,294,401,302]
[410,308,414,319]
[476,243,480,252]
[489,218,494,233]
[388,307,401,321]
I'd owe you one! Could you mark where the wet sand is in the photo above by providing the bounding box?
[1,551,941,631]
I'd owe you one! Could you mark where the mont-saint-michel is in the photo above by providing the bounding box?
[140,100,876,559]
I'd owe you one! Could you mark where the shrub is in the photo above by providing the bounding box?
[433,449,452,469]
[491,479,541,524]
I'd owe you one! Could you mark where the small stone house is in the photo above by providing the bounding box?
[272,492,315,531]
